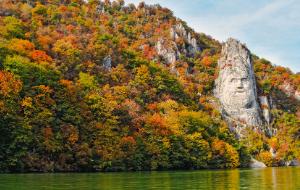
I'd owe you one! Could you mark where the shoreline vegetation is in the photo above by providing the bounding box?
[0,0,299,173]
[0,165,299,174]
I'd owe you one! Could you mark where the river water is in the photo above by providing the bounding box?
[0,167,299,190]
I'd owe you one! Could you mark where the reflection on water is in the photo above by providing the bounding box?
[0,167,299,190]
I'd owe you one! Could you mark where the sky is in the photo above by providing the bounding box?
[125,0,300,73]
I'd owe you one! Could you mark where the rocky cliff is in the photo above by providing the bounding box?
[214,38,264,137]
[155,22,201,74]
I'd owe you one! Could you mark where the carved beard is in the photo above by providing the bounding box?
[229,90,254,108]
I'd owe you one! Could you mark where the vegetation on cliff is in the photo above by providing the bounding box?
[0,0,299,172]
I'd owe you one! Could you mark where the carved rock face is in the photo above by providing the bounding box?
[215,38,262,128]
[220,69,254,109]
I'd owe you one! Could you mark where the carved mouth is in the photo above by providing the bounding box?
[235,90,245,93]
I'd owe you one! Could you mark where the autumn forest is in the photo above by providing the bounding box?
[0,0,299,172]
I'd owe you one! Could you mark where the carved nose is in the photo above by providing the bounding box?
[237,81,243,88]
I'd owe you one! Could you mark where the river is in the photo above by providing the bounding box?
[0,167,299,189]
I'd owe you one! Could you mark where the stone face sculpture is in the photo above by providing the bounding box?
[215,38,263,133]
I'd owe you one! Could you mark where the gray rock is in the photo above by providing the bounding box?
[250,158,267,168]
[169,23,200,57]
[175,23,187,39]
[170,27,178,40]
[280,82,294,97]
[270,147,276,158]
[155,22,200,67]
[103,56,112,70]
[288,159,299,166]
[295,91,300,101]
[215,38,263,135]
[155,39,178,65]
[96,3,105,14]
[259,96,271,125]
[279,82,300,101]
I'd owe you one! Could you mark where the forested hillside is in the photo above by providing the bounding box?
[0,0,299,172]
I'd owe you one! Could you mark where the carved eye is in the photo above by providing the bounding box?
[241,78,248,82]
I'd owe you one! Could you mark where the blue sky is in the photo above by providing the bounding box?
[125,0,300,73]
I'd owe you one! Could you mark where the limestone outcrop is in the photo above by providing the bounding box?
[249,158,267,168]
[155,22,200,67]
[103,55,112,70]
[296,91,300,101]
[259,96,271,125]
[279,82,300,101]
[155,38,178,66]
[215,38,263,136]
[170,23,199,56]
[286,159,299,166]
